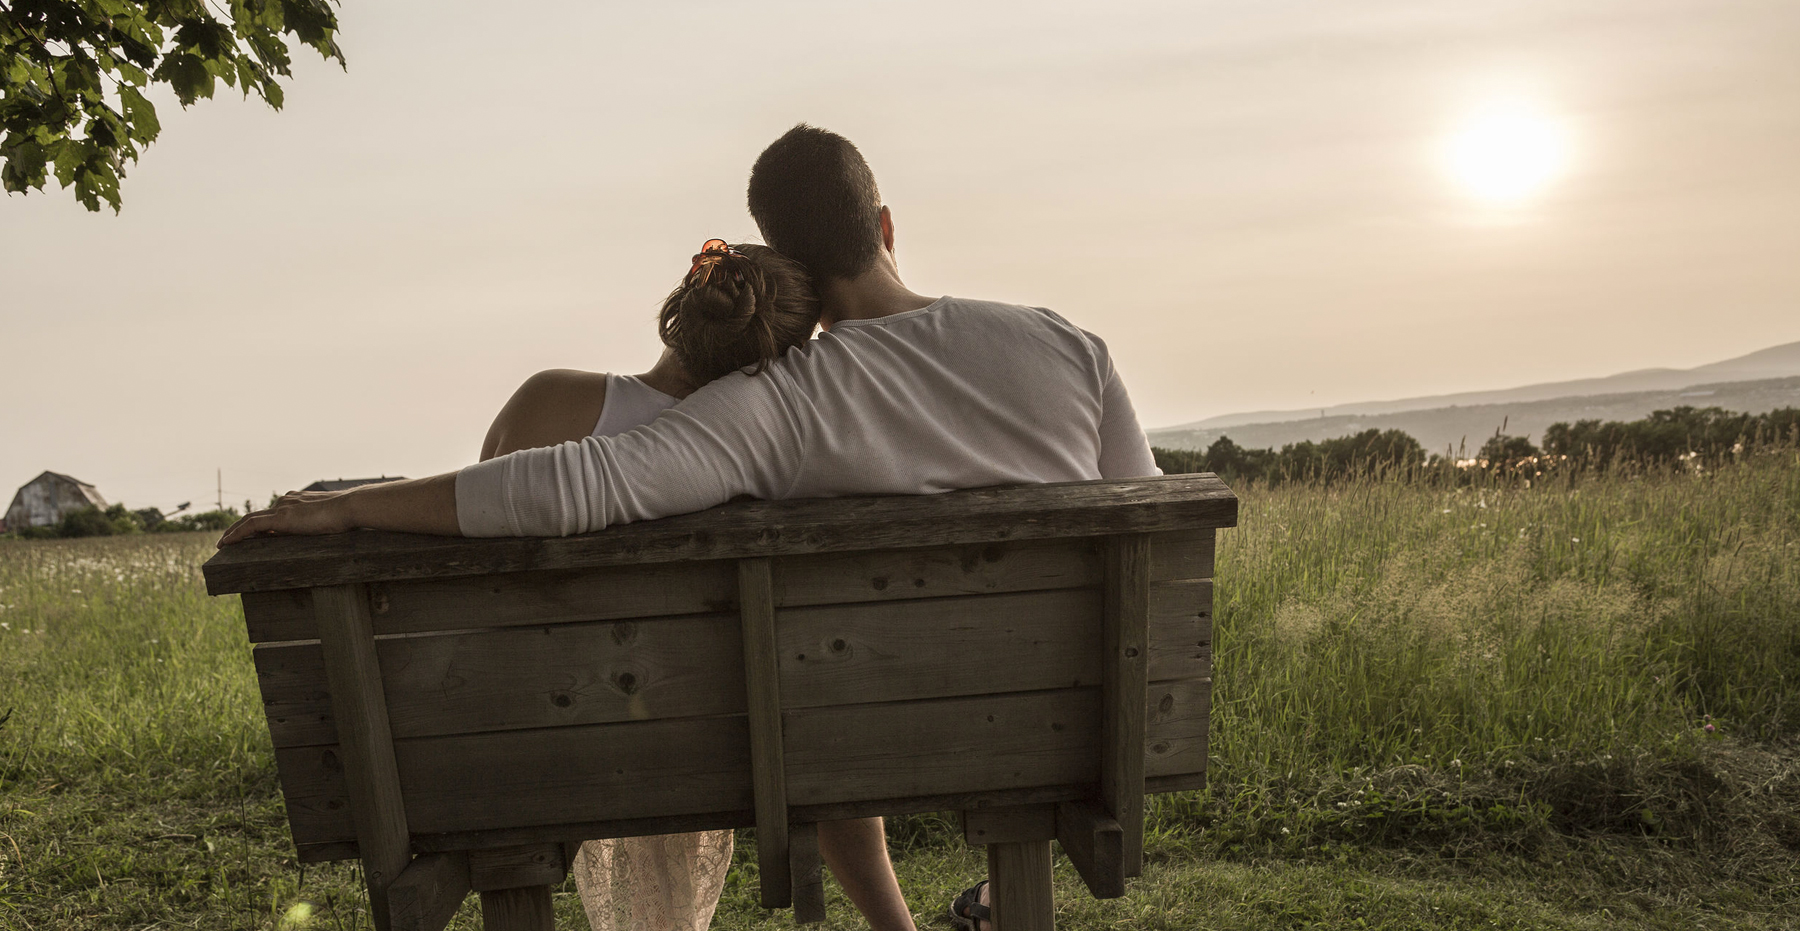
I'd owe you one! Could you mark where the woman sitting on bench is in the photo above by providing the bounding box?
[479,239,819,931]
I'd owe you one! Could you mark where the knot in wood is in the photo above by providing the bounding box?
[613,671,639,695]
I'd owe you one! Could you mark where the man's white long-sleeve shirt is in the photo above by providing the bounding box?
[455,296,1160,537]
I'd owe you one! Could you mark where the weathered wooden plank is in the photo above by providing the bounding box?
[275,714,751,845]
[276,680,1208,849]
[388,852,469,931]
[297,769,1212,863]
[254,582,1211,749]
[1150,528,1216,582]
[242,561,738,642]
[789,821,825,925]
[297,840,360,863]
[739,557,792,909]
[962,804,1057,846]
[257,613,745,747]
[203,474,1238,595]
[987,841,1055,931]
[781,680,1207,808]
[254,641,336,747]
[410,809,754,859]
[1102,534,1151,878]
[773,539,1093,608]
[467,843,566,893]
[779,584,1211,712]
[478,886,552,931]
[241,530,1212,643]
[1055,800,1123,899]
[314,583,412,931]
[242,588,315,643]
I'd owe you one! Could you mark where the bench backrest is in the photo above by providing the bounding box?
[203,474,1236,923]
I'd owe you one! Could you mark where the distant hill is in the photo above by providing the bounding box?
[1147,376,1800,456]
[1162,339,1800,432]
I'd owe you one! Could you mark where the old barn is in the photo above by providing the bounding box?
[4,471,108,532]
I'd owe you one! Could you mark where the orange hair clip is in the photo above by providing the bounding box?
[688,238,741,286]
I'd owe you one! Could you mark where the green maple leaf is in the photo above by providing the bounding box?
[0,0,344,213]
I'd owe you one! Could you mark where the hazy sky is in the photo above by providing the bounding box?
[4,0,1797,510]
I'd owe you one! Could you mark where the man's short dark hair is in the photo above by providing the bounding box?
[747,125,884,281]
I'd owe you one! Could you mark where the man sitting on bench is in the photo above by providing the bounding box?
[222,124,1161,931]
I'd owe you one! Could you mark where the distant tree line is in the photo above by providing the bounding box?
[1154,406,1800,485]
[6,504,241,540]
[1539,406,1800,464]
[1154,429,1428,485]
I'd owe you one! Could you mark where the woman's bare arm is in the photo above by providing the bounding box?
[220,354,702,546]
[217,473,461,545]
[480,369,610,461]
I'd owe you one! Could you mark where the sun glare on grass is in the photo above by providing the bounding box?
[1442,104,1570,205]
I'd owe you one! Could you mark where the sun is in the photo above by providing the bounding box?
[1442,105,1569,204]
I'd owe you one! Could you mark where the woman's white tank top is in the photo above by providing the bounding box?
[591,373,680,438]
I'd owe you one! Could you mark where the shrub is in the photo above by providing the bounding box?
[49,504,142,538]
[1478,433,1541,463]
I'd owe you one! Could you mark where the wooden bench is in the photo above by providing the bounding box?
[202,473,1237,931]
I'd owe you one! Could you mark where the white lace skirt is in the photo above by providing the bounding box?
[572,830,735,931]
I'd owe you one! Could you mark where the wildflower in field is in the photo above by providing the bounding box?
[280,901,317,928]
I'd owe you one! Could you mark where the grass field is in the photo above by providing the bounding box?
[3,451,1797,930]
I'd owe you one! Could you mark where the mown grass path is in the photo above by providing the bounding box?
[3,453,1796,929]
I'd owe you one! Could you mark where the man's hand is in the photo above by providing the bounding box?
[218,491,358,546]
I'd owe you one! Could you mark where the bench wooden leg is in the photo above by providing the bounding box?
[986,840,1055,931]
[479,885,553,931]
[790,821,826,924]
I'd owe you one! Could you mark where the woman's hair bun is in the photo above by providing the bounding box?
[685,254,758,326]
[657,242,821,384]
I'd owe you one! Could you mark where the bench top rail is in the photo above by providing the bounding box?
[203,474,1236,595]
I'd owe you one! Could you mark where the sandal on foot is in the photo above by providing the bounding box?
[948,880,991,931]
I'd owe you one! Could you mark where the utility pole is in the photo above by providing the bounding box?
[217,468,222,512]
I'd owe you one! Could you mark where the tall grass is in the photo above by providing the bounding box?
[0,534,309,929]
[1162,446,1800,874]
[0,535,264,785]
[3,452,1797,929]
